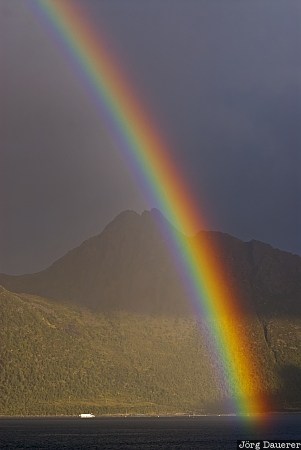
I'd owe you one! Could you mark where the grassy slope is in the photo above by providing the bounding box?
[0,286,287,415]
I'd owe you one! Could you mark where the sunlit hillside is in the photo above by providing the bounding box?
[0,286,288,416]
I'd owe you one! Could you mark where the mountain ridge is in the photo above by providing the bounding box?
[0,209,300,317]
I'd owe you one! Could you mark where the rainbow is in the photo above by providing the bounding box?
[30,0,269,415]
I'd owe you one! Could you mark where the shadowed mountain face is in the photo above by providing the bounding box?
[0,209,300,317]
[194,231,301,318]
[0,210,192,315]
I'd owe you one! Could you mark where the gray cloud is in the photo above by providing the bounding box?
[1,0,300,273]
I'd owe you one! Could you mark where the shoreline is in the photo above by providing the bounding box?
[0,411,300,419]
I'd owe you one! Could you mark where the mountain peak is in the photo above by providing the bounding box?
[0,209,300,317]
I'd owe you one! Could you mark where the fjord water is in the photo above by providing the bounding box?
[0,414,299,449]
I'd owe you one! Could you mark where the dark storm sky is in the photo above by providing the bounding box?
[1,0,300,274]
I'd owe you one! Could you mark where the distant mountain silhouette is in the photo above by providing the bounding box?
[0,209,300,317]
[0,210,190,314]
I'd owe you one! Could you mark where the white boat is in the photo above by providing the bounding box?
[79,413,95,418]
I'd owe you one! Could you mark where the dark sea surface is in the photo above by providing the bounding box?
[0,414,300,449]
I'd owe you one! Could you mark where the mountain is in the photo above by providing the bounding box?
[0,210,191,315]
[0,209,300,317]
[0,209,300,415]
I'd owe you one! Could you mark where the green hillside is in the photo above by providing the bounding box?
[0,286,285,416]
